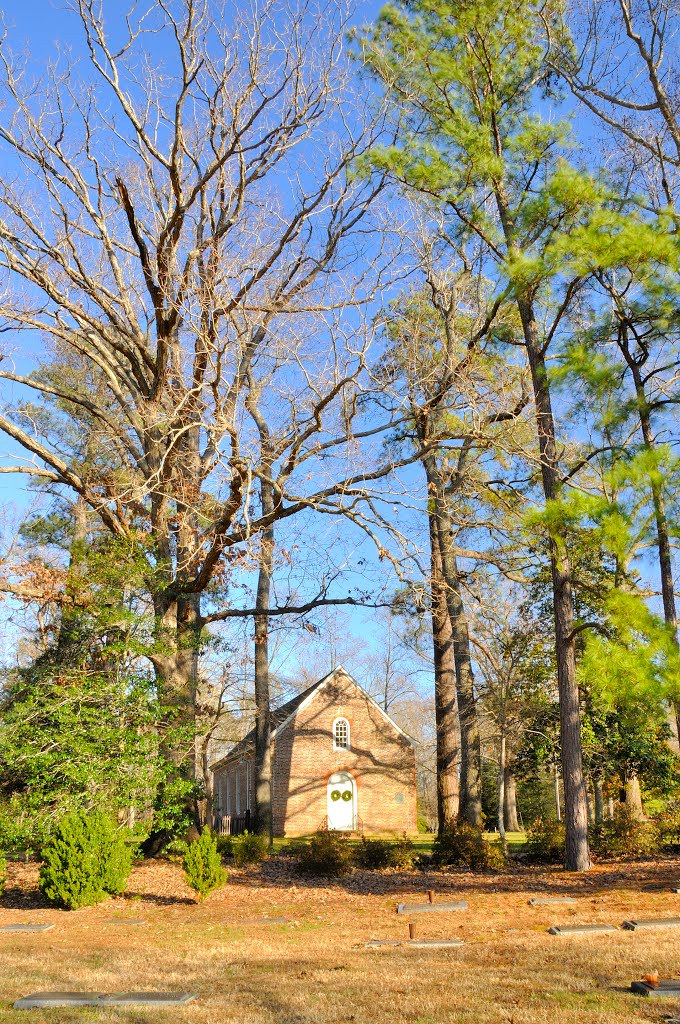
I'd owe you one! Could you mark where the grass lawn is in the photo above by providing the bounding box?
[271,831,528,856]
[1,854,679,1024]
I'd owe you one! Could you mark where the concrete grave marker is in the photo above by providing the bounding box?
[0,924,55,933]
[630,980,680,998]
[396,901,467,914]
[407,938,464,948]
[14,992,197,1009]
[622,917,680,931]
[548,923,617,935]
[365,938,464,949]
[528,897,577,906]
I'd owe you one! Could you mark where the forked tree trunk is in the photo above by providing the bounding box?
[503,768,520,832]
[429,514,461,826]
[424,457,483,827]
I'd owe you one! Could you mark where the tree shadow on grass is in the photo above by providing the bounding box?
[125,892,196,907]
[0,885,52,910]
[225,855,680,899]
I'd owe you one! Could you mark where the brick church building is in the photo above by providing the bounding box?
[210,667,417,836]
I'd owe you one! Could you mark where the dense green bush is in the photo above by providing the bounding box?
[354,835,415,869]
[231,830,268,867]
[417,816,432,834]
[590,807,657,858]
[296,831,353,876]
[183,830,227,900]
[432,821,505,871]
[0,854,6,896]
[525,817,565,863]
[39,810,133,910]
[214,833,233,860]
[654,803,680,850]
[279,838,308,858]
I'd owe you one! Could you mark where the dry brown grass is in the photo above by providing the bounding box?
[1,856,679,1024]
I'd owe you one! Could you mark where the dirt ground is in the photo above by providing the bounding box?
[1,855,680,1024]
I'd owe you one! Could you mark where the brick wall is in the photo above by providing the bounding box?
[271,671,416,836]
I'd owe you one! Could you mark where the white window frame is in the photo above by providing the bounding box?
[332,716,350,752]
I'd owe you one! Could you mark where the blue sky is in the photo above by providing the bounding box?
[0,0,674,694]
[0,0,431,688]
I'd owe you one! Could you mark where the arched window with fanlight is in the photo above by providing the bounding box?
[333,717,350,751]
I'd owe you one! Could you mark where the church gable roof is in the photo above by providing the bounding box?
[210,665,413,771]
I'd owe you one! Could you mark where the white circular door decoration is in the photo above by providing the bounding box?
[327,771,356,831]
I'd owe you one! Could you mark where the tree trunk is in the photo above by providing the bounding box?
[429,514,461,827]
[144,588,203,852]
[497,730,508,856]
[503,767,520,832]
[593,776,604,824]
[253,471,275,843]
[624,350,680,747]
[623,774,645,819]
[424,456,483,827]
[517,299,590,870]
[554,764,562,822]
[492,169,590,870]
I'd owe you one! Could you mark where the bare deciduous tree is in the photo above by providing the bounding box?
[0,0,402,820]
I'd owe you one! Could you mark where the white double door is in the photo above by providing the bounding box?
[327,771,356,831]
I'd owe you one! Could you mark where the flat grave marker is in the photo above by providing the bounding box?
[528,897,577,906]
[396,901,467,915]
[548,923,617,935]
[365,938,464,949]
[630,980,680,998]
[14,992,197,1009]
[407,938,464,948]
[622,917,680,931]
[0,924,55,934]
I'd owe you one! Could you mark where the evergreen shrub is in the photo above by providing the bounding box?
[354,835,415,869]
[654,803,680,850]
[590,806,657,858]
[0,854,6,896]
[231,830,268,866]
[214,833,233,860]
[432,821,505,871]
[525,817,565,863]
[39,810,133,909]
[296,831,353,876]
[183,830,227,900]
